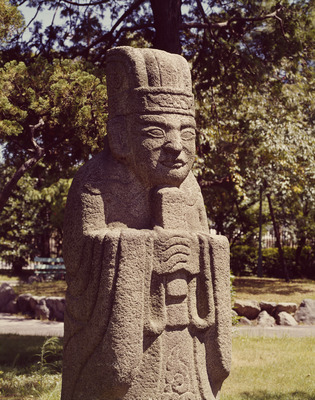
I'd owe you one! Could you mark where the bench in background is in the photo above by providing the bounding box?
[34,257,65,280]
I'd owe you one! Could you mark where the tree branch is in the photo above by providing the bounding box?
[0,119,47,214]
[182,4,285,31]
[0,151,45,214]
[79,0,146,55]
[61,0,110,6]
[198,175,231,188]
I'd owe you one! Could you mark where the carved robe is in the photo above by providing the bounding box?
[61,144,231,400]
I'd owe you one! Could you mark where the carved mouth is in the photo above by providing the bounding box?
[161,160,185,169]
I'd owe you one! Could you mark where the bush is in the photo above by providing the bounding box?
[230,245,315,279]
[230,245,258,276]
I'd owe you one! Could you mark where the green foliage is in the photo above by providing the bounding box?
[0,164,72,270]
[37,337,63,375]
[0,0,24,48]
[231,245,315,279]
[0,0,314,273]
[0,335,63,399]
[0,57,108,166]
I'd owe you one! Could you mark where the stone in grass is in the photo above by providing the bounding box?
[16,293,34,315]
[257,311,275,327]
[295,299,315,325]
[276,311,298,326]
[259,301,277,316]
[28,296,50,320]
[234,300,261,320]
[238,316,252,326]
[46,297,65,321]
[0,283,16,312]
[35,299,50,320]
[3,300,18,314]
[275,302,298,315]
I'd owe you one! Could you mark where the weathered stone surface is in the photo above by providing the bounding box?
[61,47,231,400]
[276,311,298,326]
[257,311,276,327]
[295,299,315,325]
[259,301,277,315]
[0,283,16,312]
[234,300,261,320]
[275,302,297,315]
[238,316,252,326]
[46,297,65,321]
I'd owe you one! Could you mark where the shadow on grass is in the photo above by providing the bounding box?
[0,334,63,368]
[240,391,315,400]
[234,278,315,297]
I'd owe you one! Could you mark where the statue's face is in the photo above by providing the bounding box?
[127,113,196,187]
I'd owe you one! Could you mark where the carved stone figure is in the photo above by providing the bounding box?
[61,46,231,400]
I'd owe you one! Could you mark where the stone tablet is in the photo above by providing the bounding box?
[61,46,231,400]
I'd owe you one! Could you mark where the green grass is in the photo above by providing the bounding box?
[14,280,67,297]
[4,275,315,303]
[0,335,63,400]
[221,336,315,400]
[0,274,20,282]
[1,334,314,399]
[234,277,315,304]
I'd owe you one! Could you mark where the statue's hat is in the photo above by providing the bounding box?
[106,47,195,118]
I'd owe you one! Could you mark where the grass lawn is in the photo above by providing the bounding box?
[0,334,314,399]
[2,275,314,304]
[221,335,315,400]
[233,277,315,304]
[14,280,67,298]
[0,335,63,400]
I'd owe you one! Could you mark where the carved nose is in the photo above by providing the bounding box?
[164,133,183,154]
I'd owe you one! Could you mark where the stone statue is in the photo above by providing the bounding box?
[61,46,231,400]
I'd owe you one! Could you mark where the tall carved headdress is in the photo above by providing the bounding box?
[106,47,195,118]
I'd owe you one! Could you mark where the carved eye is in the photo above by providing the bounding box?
[143,127,165,138]
[181,129,195,141]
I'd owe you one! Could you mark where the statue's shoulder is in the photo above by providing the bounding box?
[208,234,230,250]
[69,150,109,197]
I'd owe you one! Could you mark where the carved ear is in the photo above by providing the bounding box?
[107,116,130,160]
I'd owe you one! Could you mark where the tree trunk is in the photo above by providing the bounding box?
[266,193,290,282]
[150,0,182,54]
[295,235,306,272]
[257,185,263,277]
[0,150,45,214]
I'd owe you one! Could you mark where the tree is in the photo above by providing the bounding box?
[0,0,314,278]
[0,163,71,274]
[0,57,108,213]
[0,0,24,48]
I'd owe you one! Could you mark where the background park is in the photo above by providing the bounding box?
[0,0,314,399]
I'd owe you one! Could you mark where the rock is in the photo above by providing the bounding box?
[2,299,18,314]
[275,302,297,315]
[27,296,50,319]
[259,301,277,316]
[294,299,315,325]
[238,316,252,326]
[28,275,42,284]
[233,300,261,320]
[16,293,33,315]
[35,299,50,320]
[46,297,65,321]
[276,311,298,326]
[0,283,16,312]
[29,295,44,311]
[257,311,275,327]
